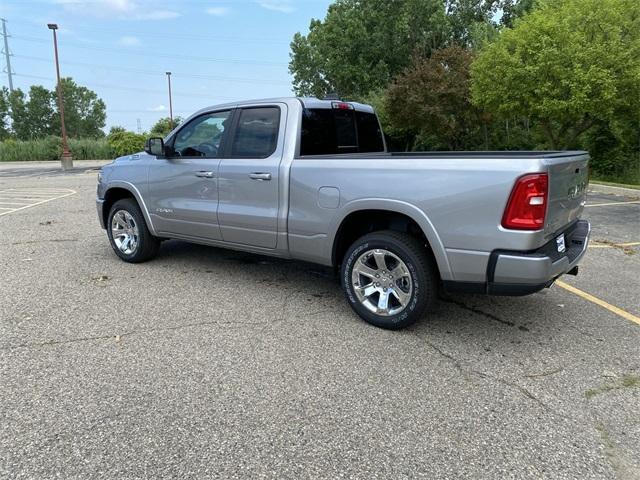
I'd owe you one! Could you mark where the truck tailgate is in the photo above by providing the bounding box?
[544,153,589,235]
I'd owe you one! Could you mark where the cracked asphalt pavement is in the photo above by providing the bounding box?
[1,163,639,479]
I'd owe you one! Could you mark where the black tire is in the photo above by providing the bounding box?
[107,198,160,263]
[340,230,438,329]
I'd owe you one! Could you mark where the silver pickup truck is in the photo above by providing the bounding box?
[97,97,590,329]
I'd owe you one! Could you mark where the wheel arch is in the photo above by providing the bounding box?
[102,181,157,235]
[329,199,452,280]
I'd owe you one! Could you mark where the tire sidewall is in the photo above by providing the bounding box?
[107,200,146,262]
[341,236,427,329]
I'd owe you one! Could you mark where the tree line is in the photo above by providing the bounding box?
[289,0,640,183]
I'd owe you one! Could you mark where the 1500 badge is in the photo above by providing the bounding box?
[568,181,587,200]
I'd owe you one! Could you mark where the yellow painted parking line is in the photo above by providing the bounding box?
[556,280,640,326]
[590,241,640,249]
[585,200,640,207]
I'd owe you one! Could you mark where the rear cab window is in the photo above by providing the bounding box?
[230,107,280,158]
[300,104,384,156]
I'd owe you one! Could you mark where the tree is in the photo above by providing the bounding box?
[7,89,30,140]
[52,78,106,138]
[150,116,183,137]
[0,87,10,140]
[289,0,450,100]
[471,0,640,149]
[385,45,484,150]
[498,0,537,28]
[445,0,500,45]
[25,86,55,138]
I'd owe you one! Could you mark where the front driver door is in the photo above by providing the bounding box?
[147,109,232,240]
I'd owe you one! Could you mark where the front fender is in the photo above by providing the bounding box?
[104,181,158,236]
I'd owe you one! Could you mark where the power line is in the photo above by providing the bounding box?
[12,34,288,67]
[13,54,290,86]
[13,73,238,100]
[9,19,288,46]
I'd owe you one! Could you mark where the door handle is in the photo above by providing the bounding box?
[195,171,215,178]
[249,172,272,181]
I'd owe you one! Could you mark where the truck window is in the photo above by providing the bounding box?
[171,110,231,157]
[231,107,280,158]
[300,108,384,156]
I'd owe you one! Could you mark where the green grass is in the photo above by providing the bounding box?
[0,137,114,162]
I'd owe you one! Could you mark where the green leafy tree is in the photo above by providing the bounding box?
[25,85,56,138]
[289,0,450,99]
[385,45,485,150]
[7,89,29,139]
[108,125,127,135]
[471,0,640,150]
[498,0,537,27]
[0,87,10,140]
[446,0,500,45]
[150,116,183,137]
[52,78,106,138]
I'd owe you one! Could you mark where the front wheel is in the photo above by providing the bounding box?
[107,198,160,263]
[341,231,438,329]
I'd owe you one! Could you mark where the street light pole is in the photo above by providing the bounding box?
[166,71,173,130]
[48,23,72,170]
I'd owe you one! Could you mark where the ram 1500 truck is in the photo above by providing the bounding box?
[97,97,590,329]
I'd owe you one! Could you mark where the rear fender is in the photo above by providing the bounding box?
[327,198,452,280]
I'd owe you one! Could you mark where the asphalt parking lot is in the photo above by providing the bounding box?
[1,162,639,479]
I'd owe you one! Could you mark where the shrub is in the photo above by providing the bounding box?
[106,131,146,157]
[0,136,114,161]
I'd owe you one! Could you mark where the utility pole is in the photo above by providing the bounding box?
[1,18,14,92]
[136,118,142,134]
[166,71,173,130]
[48,23,73,170]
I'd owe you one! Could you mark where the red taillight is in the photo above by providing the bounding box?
[502,173,548,230]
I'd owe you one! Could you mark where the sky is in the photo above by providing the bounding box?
[0,0,332,132]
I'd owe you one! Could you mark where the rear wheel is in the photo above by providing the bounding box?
[107,198,160,263]
[341,230,437,329]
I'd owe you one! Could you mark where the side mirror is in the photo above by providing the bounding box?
[144,137,165,157]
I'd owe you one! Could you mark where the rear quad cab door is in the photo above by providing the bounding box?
[217,104,286,249]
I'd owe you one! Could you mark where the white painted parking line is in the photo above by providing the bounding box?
[585,200,640,207]
[0,188,76,217]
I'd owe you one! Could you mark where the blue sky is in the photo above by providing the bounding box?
[0,0,332,131]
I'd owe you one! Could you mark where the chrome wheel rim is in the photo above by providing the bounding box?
[351,248,413,316]
[111,210,139,255]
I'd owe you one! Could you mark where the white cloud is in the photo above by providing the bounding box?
[206,6,230,16]
[53,0,180,20]
[256,1,295,13]
[119,35,140,46]
[136,10,180,20]
[148,105,166,112]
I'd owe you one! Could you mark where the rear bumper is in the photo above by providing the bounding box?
[443,220,590,296]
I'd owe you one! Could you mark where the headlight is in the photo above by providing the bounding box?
[97,170,103,183]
